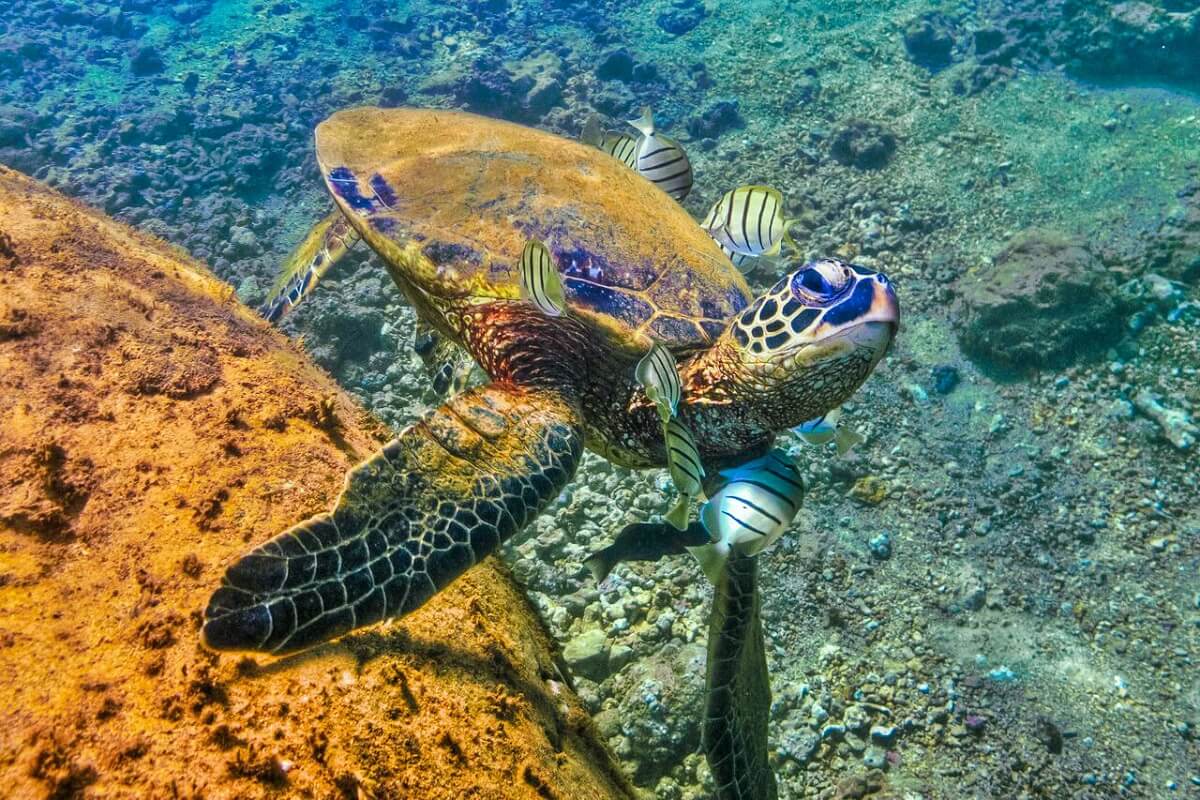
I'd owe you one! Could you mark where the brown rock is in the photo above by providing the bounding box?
[0,167,632,800]
[956,229,1123,370]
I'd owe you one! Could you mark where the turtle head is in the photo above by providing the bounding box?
[712,258,899,430]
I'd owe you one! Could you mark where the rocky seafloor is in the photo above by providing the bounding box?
[3,0,1198,797]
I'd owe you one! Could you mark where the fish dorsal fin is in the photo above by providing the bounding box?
[581,115,604,148]
[518,239,565,317]
[636,343,681,424]
[627,105,655,138]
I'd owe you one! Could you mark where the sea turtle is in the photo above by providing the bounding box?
[202,107,899,798]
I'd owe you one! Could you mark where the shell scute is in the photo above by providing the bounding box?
[316,108,754,350]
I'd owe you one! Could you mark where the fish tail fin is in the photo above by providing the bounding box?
[260,210,359,323]
[665,496,692,531]
[628,105,655,137]
[687,542,728,586]
[583,548,616,585]
[581,115,604,147]
[834,427,864,456]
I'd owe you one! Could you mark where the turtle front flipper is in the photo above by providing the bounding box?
[705,551,777,800]
[202,384,582,655]
[259,209,360,323]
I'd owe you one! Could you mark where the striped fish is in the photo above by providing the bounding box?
[628,107,694,201]
[635,343,681,424]
[792,407,864,455]
[581,115,638,168]
[700,449,804,556]
[665,417,705,497]
[518,239,565,316]
[701,185,794,258]
[663,416,705,530]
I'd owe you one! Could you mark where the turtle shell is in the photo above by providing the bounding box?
[314,107,751,352]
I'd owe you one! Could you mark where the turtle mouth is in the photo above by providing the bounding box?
[809,277,899,356]
[833,319,896,359]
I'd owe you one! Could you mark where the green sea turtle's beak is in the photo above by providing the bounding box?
[836,275,899,358]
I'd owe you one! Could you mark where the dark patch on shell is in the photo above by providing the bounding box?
[563,278,653,328]
[423,240,483,268]
[327,166,375,213]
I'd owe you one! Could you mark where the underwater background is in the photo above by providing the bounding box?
[2,0,1199,797]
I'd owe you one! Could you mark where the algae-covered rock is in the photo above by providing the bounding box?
[607,642,706,785]
[957,230,1124,370]
[565,628,612,682]
[1149,181,1200,283]
[982,0,1200,91]
[1065,0,1200,88]
[830,119,898,170]
[903,11,957,70]
[419,53,564,122]
[0,167,632,800]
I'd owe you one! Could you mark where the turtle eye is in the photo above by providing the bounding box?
[798,269,830,294]
[790,259,852,305]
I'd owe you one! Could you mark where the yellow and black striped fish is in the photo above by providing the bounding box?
[665,417,705,498]
[628,107,693,201]
[701,185,795,258]
[635,343,681,423]
[581,115,638,168]
[518,239,565,317]
[699,449,804,556]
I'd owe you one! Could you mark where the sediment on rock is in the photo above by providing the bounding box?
[0,166,633,800]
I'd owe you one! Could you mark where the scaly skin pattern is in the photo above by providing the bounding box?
[704,551,777,800]
[434,286,887,473]
[202,384,582,654]
[260,210,360,323]
[680,330,884,457]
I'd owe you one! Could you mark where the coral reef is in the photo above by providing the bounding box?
[0,167,632,800]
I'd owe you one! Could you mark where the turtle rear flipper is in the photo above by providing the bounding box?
[202,384,582,655]
[705,551,778,800]
[259,209,360,323]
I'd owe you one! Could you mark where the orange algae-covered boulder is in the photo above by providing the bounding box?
[0,166,633,800]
